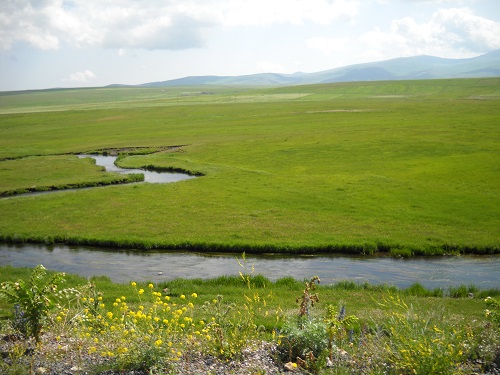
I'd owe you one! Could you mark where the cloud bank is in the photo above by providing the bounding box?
[0,0,359,51]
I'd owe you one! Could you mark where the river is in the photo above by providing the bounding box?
[1,243,498,289]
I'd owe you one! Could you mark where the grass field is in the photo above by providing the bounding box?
[0,78,499,255]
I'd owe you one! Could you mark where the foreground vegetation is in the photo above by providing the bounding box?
[0,78,499,255]
[0,263,499,374]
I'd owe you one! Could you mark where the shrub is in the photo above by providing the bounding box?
[0,265,65,342]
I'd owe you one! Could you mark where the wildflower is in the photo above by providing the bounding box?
[154,339,163,347]
[191,292,198,298]
[188,302,194,309]
[163,319,169,324]
[148,283,154,289]
[138,289,144,295]
[131,282,137,287]
[97,296,103,301]
[180,294,186,299]
[106,311,113,319]
[164,296,170,301]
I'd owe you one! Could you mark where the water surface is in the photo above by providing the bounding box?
[1,243,498,289]
[78,154,195,183]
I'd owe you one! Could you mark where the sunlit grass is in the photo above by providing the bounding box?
[0,78,498,254]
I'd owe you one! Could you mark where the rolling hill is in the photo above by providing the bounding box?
[141,50,500,87]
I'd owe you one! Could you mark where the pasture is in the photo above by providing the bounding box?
[0,78,498,255]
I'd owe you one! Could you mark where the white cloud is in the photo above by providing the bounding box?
[0,0,360,51]
[67,69,96,82]
[305,36,351,55]
[307,6,500,60]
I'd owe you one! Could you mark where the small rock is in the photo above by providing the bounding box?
[284,361,298,372]
[35,367,47,375]
[326,357,334,367]
[336,347,349,359]
[70,365,82,372]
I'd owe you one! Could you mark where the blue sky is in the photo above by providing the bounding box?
[1,0,499,91]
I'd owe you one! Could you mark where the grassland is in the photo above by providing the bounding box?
[0,78,499,255]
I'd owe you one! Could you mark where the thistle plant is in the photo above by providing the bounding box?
[296,276,320,320]
[0,264,65,342]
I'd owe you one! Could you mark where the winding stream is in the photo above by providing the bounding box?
[78,154,196,183]
[1,243,498,289]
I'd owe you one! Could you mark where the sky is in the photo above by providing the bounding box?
[1,0,500,91]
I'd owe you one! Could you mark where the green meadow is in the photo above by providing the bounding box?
[0,78,499,255]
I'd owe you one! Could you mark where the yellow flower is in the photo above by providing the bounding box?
[148,283,154,289]
[106,312,113,319]
[131,282,137,287]
[154,339,163,347]
[191,293,198,298]
[138,289,144,295]
[188,302,194,309]
[180,294,186,299]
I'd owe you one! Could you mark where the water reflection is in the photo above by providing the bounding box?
[0,243,498,289]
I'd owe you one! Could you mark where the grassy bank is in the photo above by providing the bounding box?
[0,78,499,255]
[0,264,499,374]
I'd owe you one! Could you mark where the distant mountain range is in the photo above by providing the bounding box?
[139,50,500,87]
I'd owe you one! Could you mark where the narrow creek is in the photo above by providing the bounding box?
[78,154,196,183]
